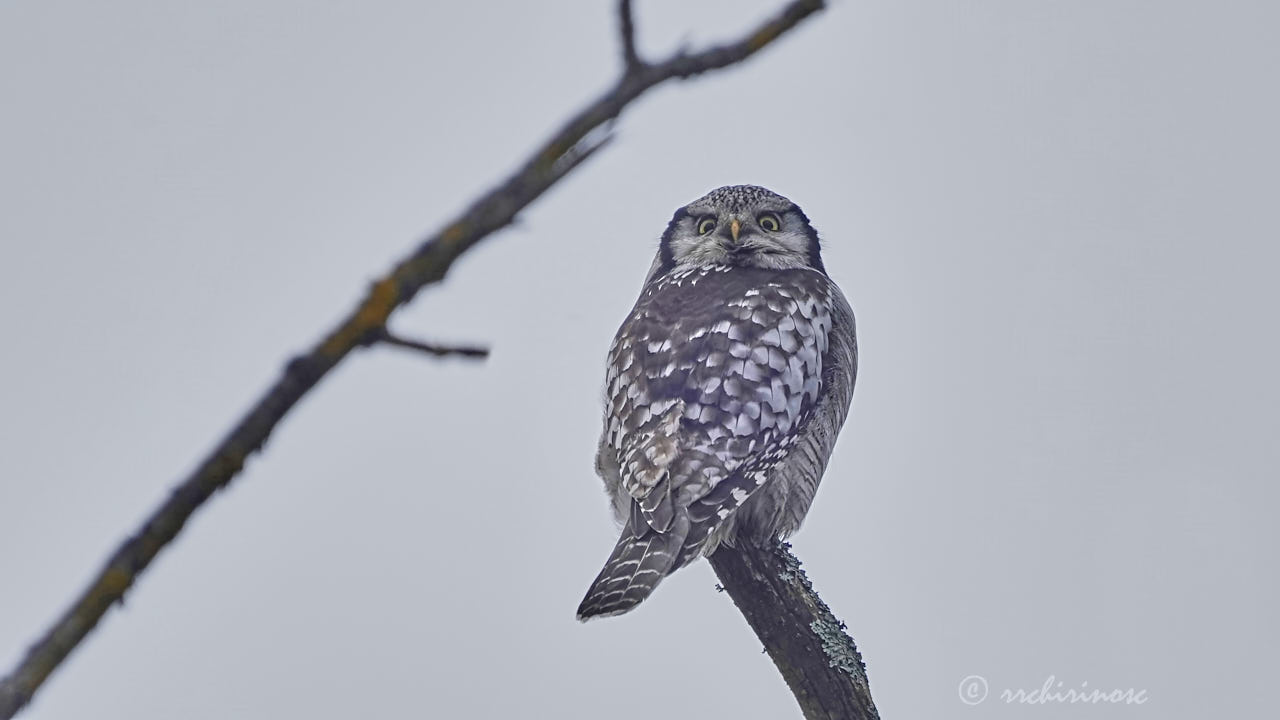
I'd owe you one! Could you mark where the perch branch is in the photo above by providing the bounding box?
[0,1,826,717]
[709,542,879,720]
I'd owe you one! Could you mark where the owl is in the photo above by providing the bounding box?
[577,185,857,620]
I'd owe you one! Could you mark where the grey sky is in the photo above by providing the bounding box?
[2,1,1276,718]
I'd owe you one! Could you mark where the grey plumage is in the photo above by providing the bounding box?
[577,185,857,620]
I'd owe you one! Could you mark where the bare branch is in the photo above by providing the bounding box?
[373,329,489,359]
[0,2,826,717]
[619,0,641,72]
[709,542,879,720]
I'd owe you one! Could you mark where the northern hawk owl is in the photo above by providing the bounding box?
[577,185,857,620]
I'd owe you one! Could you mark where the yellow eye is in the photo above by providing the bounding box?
[758,213,781,232]
[697,217,717,235]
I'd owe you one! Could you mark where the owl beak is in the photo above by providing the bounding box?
[729,218,742,242]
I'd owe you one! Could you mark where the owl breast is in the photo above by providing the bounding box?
[600,264,836,561]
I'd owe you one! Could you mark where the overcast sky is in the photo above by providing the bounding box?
[2,1,1277,718]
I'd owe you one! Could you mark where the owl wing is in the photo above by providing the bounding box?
[752,285,857,540]
[602,266,834,558]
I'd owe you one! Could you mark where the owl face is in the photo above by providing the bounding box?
[656,185,825,275]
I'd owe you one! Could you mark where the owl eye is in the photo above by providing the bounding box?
[758,213,782,232]
[696,217,717,235]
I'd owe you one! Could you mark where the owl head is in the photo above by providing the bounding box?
[651,185,826,278]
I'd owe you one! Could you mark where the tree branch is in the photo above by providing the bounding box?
[369,328,489,359]
[618,0,641,72]
[0,2,827,717]
[709,542,879,720]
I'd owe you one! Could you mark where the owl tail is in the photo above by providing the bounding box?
[576,514,690,621]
